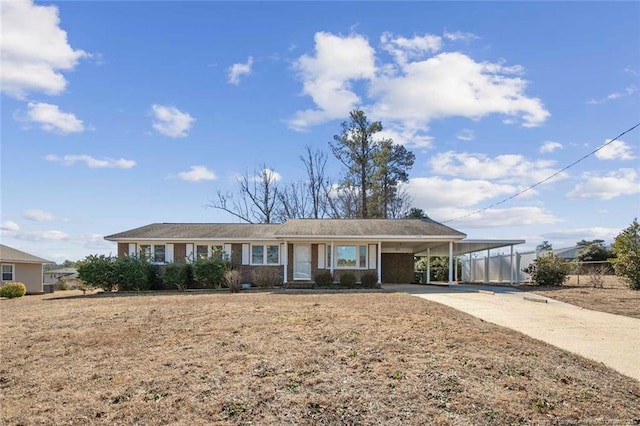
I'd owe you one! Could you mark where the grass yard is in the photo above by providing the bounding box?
[521,275,640,319]
[1,291,639,425]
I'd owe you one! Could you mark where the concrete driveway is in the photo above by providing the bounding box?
[386,284,640,382]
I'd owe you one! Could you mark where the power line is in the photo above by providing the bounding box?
[441,121,640,224]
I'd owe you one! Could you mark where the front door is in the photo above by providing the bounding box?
[293,244,311,280]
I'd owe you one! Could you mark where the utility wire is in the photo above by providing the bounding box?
[441,121,640,224]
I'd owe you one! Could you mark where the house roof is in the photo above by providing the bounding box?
[0,244,51,264]
[43,267,78,275]
[105,219,465,241]
[274,219,466,239]
[104,223,283,241]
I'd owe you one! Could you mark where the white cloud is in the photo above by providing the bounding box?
[1,221,20,232]
[456,129,475,141]
[376,126,434,149]
[288,32,376,130]
[177,166,217,182]
[250,168,282,183]
[228,56,254,85]
[587,85,636,104]
[443,31,479,42]
[540,227,621,244]
[406,176,516,208]
[45,154,135,169]
[0,0,88,99]
[151,104,195,138]
[567,168,640,200]
[430,206,560,228]
[14,230,71,241]
[540,141,563,153]
[429,151,567,184]
[370,52,548,128]
[24,209,56,221]
[380,32,442,65]
[20,102,84,134]
[288,31,550,132]
[595,140,635,160]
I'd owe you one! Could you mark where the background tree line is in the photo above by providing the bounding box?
[208,109,417,222]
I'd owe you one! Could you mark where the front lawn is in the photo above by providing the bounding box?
[1,292,638,424]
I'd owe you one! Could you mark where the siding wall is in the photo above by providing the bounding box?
[0,263,43,294]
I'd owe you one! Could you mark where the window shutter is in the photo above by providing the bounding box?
[186,244,194,262]
[368,244,377,269]
[128,243,137,257]
[241,244,250,265]
[317,244,325,269]
[224,244,232,260]
[166,244,174,263]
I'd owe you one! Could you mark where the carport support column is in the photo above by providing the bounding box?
[377,241,382,284]
[283,240,288,284]
[485,249,490,284]
[448,241,454,286]
[427,248,431,284]
[469,253,473,282]
[510,244,514,285]
[330,240,335,277]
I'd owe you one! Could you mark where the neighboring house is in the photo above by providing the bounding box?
[105,219,524,285]
[44,267,79,285]
[0,244,51,294]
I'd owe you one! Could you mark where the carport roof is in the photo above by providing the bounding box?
[415,239,526,256]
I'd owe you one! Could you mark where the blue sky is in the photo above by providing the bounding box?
[1,1,639,262]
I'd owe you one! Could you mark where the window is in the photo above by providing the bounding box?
[211,245,225,260]
[251,244,280,265]
[252,245,264,264]
[336,245,367,269]
[140,245,151,259]
[1,264,14,281]
[154,245,166,263]
[196,245,208,259]
[267,245,279,264]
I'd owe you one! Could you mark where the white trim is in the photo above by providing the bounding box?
[283,241,288,282]
[368,244,377,269]
[448,241,454,286]
[1,263,15,281]
[377,241,381,284]
[317,244,326,269]
[165,244,174,263]
[128,243,137,256]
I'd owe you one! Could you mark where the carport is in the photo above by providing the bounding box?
[414,239,525,285]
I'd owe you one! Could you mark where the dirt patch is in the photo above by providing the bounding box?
[1,291,639,425]
[522,286,640,319]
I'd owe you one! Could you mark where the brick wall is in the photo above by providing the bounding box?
[174,243,186,263]
[117,243,127,257]
[381,253,415,283]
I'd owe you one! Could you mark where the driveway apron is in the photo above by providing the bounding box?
[387,284,640,381]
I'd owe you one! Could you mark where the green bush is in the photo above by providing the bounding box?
[612,218,640,290]
[339,271,357,287]
[251,268,282,288]
[523,254,572,286]
[314,271,333,287]
[193,257,229,289]
[163,263,194,291]
[360,272,378,288]
[113,255,151,291]
[77,254,117,291]
[225,270,242,293]
[0,282,27,298]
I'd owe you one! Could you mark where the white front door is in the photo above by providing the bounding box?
[293,244,311,280]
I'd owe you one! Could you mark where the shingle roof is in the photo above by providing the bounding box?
[275,219,466,238]
[0,244,51,264]
[104,219,465,241]
[104,223,283,240]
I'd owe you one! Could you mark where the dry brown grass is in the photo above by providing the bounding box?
[520,274,640,319]
[1,291,639,425]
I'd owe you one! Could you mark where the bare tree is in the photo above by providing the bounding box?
[386,185,413,219]
[207,165,281,223]
[278,181,311,221]
[301,146,329,219]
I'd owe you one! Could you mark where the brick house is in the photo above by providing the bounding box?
[104,219,523,285]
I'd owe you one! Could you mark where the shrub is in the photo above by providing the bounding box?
[113,255,151,291]
[523,254,572,286]
[193,257,229,289]
[0,282,27,298]
[163,263,194,291]
[252,268,282,288]
[54,278,70,291]
[612,218,640,290]
[360,272,378,288]
[339,271,357,287]
[77,254,117,291]
[314,271,333,287]
[225,270,242,293]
